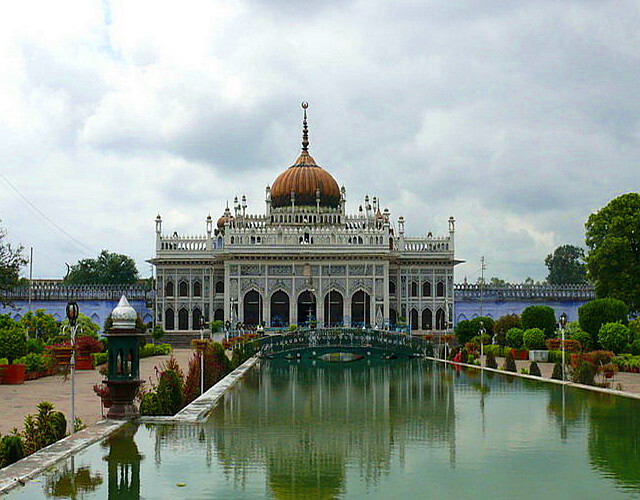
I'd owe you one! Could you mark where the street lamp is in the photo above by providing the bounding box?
[479,321,486,369]
[66,301,79,434]
[200,316,206,397]
[559,313,568,381]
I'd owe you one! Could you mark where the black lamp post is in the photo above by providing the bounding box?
[66,301,80,433]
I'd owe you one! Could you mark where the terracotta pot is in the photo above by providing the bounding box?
[604,372,614,379]
[75,355,94,370]
[1,364,26,384]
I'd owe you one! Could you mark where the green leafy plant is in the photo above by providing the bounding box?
[551,362,564,380]
[521,305,557,338]
[503,350,517,372]
[19,310,60,343]
[492,314,521,346]
[598,322,631,354]
[0,433,25,467]
[455,317,494,345]
[579,298,628,348]
[140,392,161,416]
[529,361,541,376]
[571,358,597,386]
[570,329,592,352]
[0,323,27,364]
[210,321,224,334]
[523,328,546,350]
[151,325,165,343]
[156,369,184,416]
[485,351,498,369]
[506,328,524,348]
[15,352,47,373]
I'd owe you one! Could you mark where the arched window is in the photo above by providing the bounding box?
[178,308,189,330]
[422,281,432,297]
[215,281,224,294]
[324,291,344,327]
[410,309,419,331]
[243,290,262,326]
[165,308,175,330]
[214,308,224,321]
[297,290,316,326]
[410,281,418,297]
[436,281,445,297]
[193,281,202,297]
[192,308,202,329]
[179,280,189,297]
[351,290,371,327]
[165,281,174,297]
[422,308,433,330]
[436,308,446,330]
[389,280,396,295]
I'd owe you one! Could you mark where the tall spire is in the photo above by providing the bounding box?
[301,101,309,152]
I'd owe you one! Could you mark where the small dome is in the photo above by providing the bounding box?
[111,295,137,329]
[217,205,234,229]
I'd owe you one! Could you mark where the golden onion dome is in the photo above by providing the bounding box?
[270,102,341,209]
[217,205,234,229]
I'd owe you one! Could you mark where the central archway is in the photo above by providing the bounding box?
[243,290,263,326]
[351,290,371,327]
[297,290,316,327]
[324,290,344,327]
[270,290,290,327]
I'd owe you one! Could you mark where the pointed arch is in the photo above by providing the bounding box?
[410,308,419,331]
[436,308,446,330]
[179,280,189,297]
[410,281,418,297]
[297,290,316,326]
[165,281,174,297]
[324,290,344,327]
[422,281,432,297]
[436,281,445,297]
[243,290,262,326]
[192,307,203,330]
[270,290,290,327]
[214,308,224,321]
[351,290,371,327]
[193,281,202,297]
[178,308,189,330]
[389,280,396,295]
[422,308,432,330]
[389,308,397,328]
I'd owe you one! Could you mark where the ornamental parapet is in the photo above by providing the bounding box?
[4,283,152,301]
[453,283,596,301]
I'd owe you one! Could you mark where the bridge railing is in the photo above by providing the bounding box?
[259,328,434,357]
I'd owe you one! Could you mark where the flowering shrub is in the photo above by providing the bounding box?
[75,336,103,355]
[545,338,582,352]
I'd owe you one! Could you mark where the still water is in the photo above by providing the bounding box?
[10,359,640,498]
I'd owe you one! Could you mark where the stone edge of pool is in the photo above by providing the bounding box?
[0,419,127,495]
[426,356,640,401]
[0,355,260,495]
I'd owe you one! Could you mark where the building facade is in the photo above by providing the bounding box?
[150,104,458,334]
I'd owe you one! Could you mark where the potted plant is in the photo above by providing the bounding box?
[93,383,111,408]
[48,343,74,366]
[74,336,103,370]
[601,362,618,379]
[0,325,28,384]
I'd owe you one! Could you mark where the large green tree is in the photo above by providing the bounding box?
[0,225,28,306]
[585,193,640,312]
[64,250,139,285]
[545,244,587,285]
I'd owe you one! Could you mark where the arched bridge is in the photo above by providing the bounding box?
[259,328,434,361]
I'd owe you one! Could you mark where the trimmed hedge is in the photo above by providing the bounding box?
[579,298,628,348]
[506,328,524,348]
[521,305,557,338]
[523,328,546,350]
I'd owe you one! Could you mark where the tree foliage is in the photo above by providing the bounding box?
[598,322,631,354]
[578,298,628,348]
[0,225,28,306]
[493,314,521,345]
[521,305,557,338]
[585,193,640,312]
[523,328,546,350]
[64,250,139,285]
[545,244,587,285]
[454,317,494,345]
[0,317,27,364]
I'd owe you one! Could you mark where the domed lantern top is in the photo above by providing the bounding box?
[111,295,137,330]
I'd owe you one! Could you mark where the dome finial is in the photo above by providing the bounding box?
[301,101,309,152]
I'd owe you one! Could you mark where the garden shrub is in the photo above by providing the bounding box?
[546,338,581,352]
[551,362,564,380]
[523,328,546,350]
[140,344,157,358]
[570,329,592,352]
[630,340,640,356]
[548,350,565,364]
[182,354,201,405]
[506,328,524,348]
[598,322,631,354]
[15,353,47,373]
[92,352,108,366]
[629,318,640,342]
[459,348,468,364]
[0,324,27,364]
[210,320,224,334]
[0,434,25,467]
[26,338,44,354]
[571,359,597,386]
[486,351,498,369]
[156,343,172,355]
[521,305,557,338]
[140,392,161,416]
[503,351,517,372]
[23,402,66,454]
[529,361,541,376]
[579,298,628,348]
[455,317,494,345]
[203,342,232,388]
[156,369,184,416]
[493,314,521,346]
[151,325,165,343]
[75,336,103,355]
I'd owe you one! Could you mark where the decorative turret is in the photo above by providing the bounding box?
[104,295,144,419]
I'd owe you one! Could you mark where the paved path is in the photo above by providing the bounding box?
[0,349,194,435]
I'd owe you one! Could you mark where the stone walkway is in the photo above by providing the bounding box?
[0,349,194,435]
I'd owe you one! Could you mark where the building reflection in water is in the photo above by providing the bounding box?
[150,358,457,499]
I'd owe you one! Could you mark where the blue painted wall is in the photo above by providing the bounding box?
[455,299,588,325]
[0,300,153,332]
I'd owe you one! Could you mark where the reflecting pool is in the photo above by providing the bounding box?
[10,359,640,498]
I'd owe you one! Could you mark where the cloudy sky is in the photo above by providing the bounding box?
[0,0,637,282]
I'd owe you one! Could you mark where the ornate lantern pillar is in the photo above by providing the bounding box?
[105,295,144,419]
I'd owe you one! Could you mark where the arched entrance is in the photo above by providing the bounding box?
[436,308,446,330]
[192,308,202,330]
[351,290,371,327]
[178,308,189,330]
[410,308,419,331]
[214,308,224,321]
[270,290,290,327]
[243,290,263,326]
[422,308,432,330]
[297,290,316,326]
[324,291,344,327]
[389,308,397,328]
[165,308,174,330]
